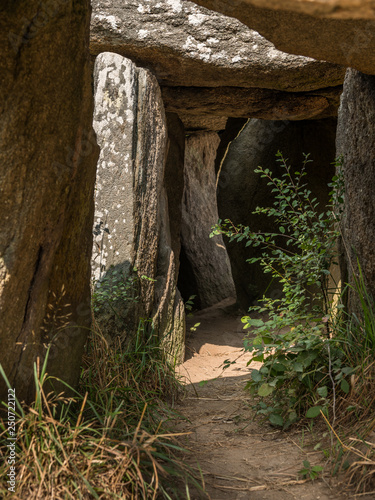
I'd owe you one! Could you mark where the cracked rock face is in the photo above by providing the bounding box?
[192,0,375,75]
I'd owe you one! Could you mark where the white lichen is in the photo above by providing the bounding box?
[188,13,207,26]
[138,29,149,39]
[183,36,212,61]
[166,0,182,13]
[94,14,120,32]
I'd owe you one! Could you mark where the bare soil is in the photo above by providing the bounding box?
[171,299,354,500]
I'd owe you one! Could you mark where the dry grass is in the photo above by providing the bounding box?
[321,354,375,495]
[0,394,176,499]
[335,360,375,435]
[345,436,375,495]
[335,361,375,495]
[0,323,201,499]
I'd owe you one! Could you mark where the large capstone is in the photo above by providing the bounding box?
[192,0,375,76]
[91,0,344,130]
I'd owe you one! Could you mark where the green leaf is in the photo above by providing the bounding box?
[258,383,274,397]
[279,226,285,234]
[287,411,298,424]
[340,379,350,394]
[317,386,328,398]
[306,406,322,418]
[341,366,354,375]
[293,361,303,372]
[269,413,284,427]
[244,318,264,327]
[268,378,279,387]
[272,363,286,373]
[140,275,157,282]
[311,465,323,473]
[263,336,273,345]
[223,359,235,369]
[251,369,262,382]
[252,354,264,362]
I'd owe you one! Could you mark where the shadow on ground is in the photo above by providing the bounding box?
[171,301,348,500]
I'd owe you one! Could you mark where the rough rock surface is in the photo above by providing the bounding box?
[180,132,236,309]
[0,1,99,404]
[336,69,375,314]
[90,0,344,91]
[92,53,185,362]
[164,113,185,269]
[214,118,249,178]
[162,85,341,123]
[91,0,344,129]
[178,114,228,132]
[194,0,375,20]
[153,113,186,362]
[192,0,375,75]
[217,119,337,311]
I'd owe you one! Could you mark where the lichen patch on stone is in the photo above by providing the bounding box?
[94,13,120,32]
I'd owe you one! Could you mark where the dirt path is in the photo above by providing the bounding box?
[173,299,350,500]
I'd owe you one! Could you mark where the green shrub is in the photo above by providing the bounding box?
[92,265,139,321]
[211,152,349,428]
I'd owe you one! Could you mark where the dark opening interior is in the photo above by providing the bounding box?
[177,244,202,311]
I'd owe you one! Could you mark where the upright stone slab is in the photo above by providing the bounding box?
[336,69,375,314]
[92,55,137,283]
[0,1,99,404]
[92,53,185,362]
[179,132,236,309]
[153,113,186,363]
[218,118,337,311]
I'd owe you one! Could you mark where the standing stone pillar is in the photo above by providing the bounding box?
[92,53,185,362]
[153,113,186,362]
[0,1,99,404]
[336,69,375,314]
[180,132,236,309]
